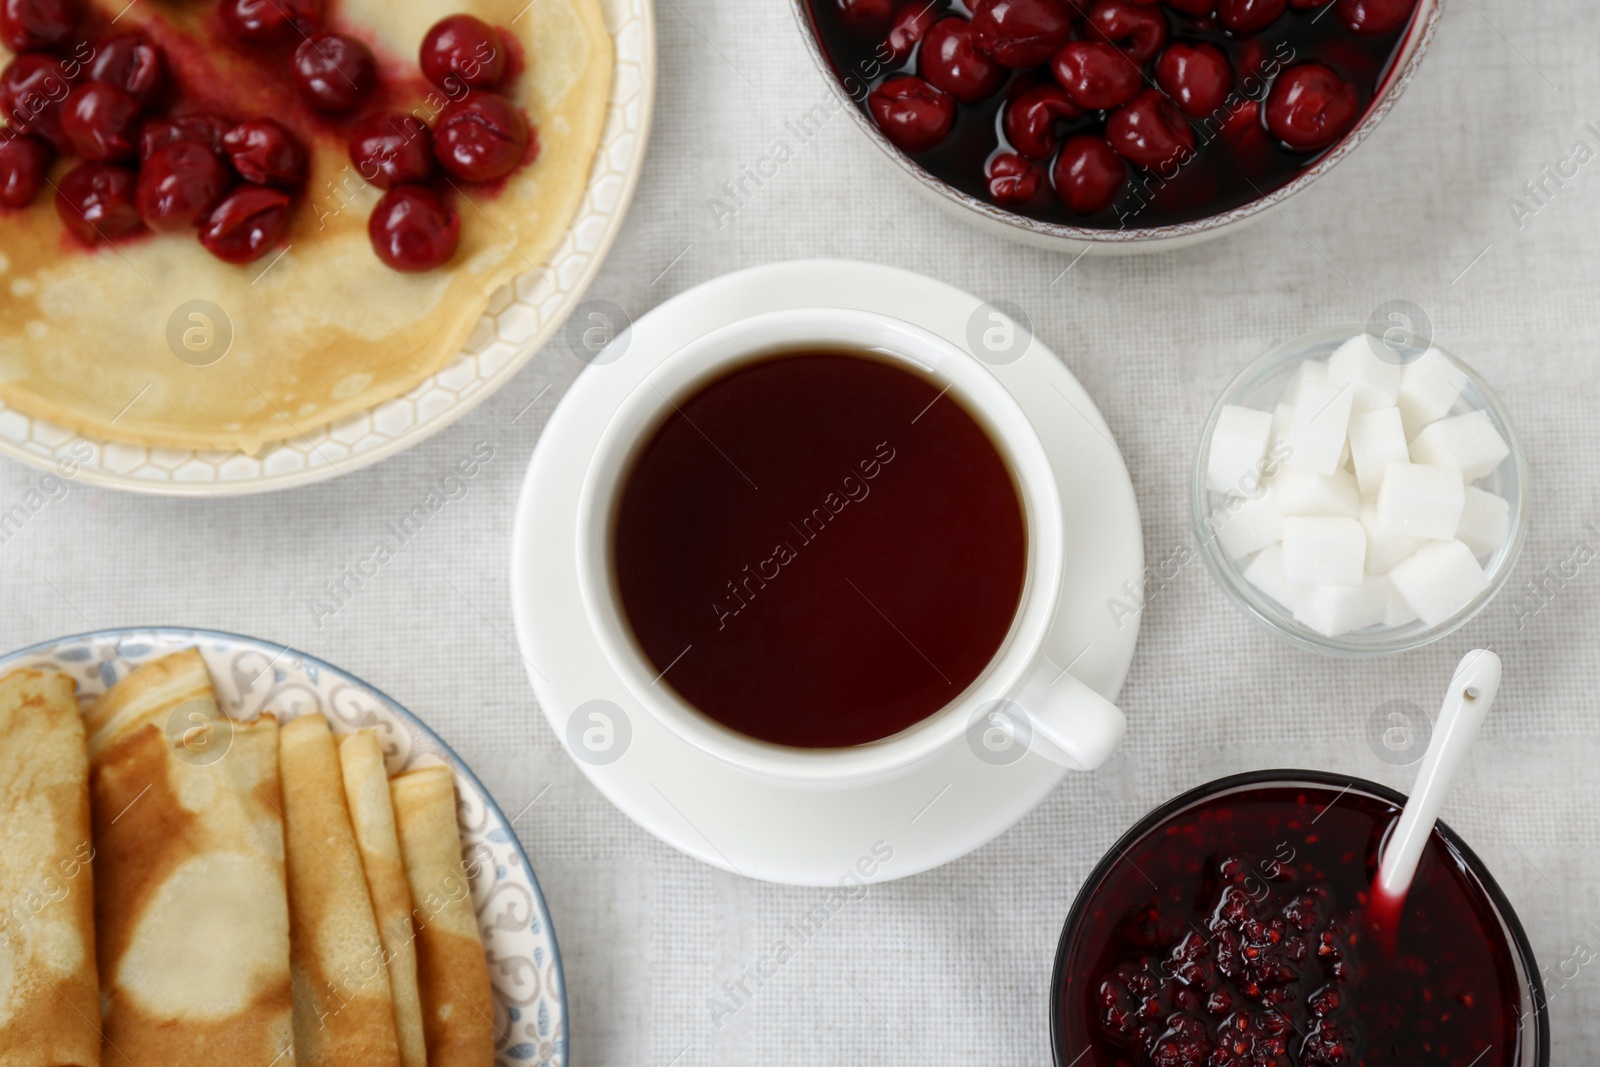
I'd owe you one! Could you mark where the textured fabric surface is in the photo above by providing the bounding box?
[3,1,1599,1063]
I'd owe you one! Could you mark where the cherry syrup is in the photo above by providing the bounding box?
[1053,780,1536,1067]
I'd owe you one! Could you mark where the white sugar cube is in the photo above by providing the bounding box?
[1273,465,1360,518]
[1409,411,1511,481]
[1347,407,1409,495]
[1243,543,1302,611]
[1359,500,1428,574]
[1285,379,1355,475]
[1271,402,1294,451]
[1282,516,1366,586]
[1208,405,1275,493]
[1388,540,1489,626]
[1279,359,1328,408]
[1293,575,1388,637]
[1398,348,1467,437]
[1215,487,1285,559]
[1384,581,1419,627]
[1327,335,1402,410]
[1376,462,1465,541]
[1456,486,1510,558]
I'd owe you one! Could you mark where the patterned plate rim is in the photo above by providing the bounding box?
[0,626,568,1066]
[0,0,656,497]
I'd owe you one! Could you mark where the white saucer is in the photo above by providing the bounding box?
[509,260,1142,886]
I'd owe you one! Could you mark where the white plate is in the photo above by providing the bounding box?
[0,0,655,496]
[0,628,568,1067]
[509,260,1144,887]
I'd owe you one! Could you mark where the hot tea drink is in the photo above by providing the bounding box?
[612,351,1026,748]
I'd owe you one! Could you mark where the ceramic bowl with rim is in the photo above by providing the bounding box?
[1194,325,1530,657]
[1196,326,1529,659]
[789,0,1440,254]
[1049,769,1549,1067]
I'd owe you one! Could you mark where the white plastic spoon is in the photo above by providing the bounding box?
[1373,649,1502,921]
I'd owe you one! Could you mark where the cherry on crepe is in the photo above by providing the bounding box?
[56,161,142,243]
[292,33,376,112]
[368,185,460,271]
[433,92,530,181]
[348,111,435,189]
[0,134,52,209]
[199,185,293,264]
[62,83,143,162]
[137,140,233,231]
[87,33,166,106]
[222,120,309,186]
[420,14,507,93]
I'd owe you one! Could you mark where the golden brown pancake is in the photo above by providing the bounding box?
[391,764,494,1065]
[0,668,100,1067]
[88,651,296,1066]
[0,0,612,452]
[279,715,400,1067]
[338,729,427,1067]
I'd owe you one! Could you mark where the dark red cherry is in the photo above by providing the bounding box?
[970,0,1074,70]
[433,92,529,181]
[220,0,321,41]
[835,0,893,34]
[867,75,954,153]
[1164,0,1215,13]
[62,82,142,161]
[1155,42,1231,117]
[1219,97,1269,162]
[1106,88,1195,170]
[0,133,51,208]
[420,14,506,94]
[222,119,307,186]
[919,18,1005,105]
[1052,133,1125,213]
[1264,62,1358,150]
[0,54,71,152]
[0,0,73,52]
[199,184,292,263]
[292,33,375,111]
[1051,40,1141,110]
[884,1,938,64]
[137,139,232,230]
[1217,0,1285,33]
[1003,83,1084,160]
[87,33,165,106]
[55,161,141,242]
[140,114,228,160]
[1086,0,1167,64]
[368,185,459,271]
[1334,0,1415,34]
[348,110,434,189]
[985,151,1044,206]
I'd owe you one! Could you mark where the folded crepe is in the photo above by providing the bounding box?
[86,649,295,1066]
[0,668,100,1067]
[338,730,427,1067]
[391,766,495,1066]
[280,715,401,1067]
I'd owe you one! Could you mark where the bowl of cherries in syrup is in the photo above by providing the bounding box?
[0,1,536,271]
[794,0,1439,252]
[1050,770,1547,1067]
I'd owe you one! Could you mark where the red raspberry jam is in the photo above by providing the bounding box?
[1052,774,1542,1067]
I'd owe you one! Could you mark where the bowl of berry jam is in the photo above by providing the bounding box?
[793,0,1441,252]
[1051,770,1548,1066]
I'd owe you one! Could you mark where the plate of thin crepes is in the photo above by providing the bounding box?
[0,628,564,1067]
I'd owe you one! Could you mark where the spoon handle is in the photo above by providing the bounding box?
[1377,649,1503,899]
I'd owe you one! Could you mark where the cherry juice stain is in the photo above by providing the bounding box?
[611,351,1027,748]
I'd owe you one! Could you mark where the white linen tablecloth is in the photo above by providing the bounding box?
[3,1,1598,1062]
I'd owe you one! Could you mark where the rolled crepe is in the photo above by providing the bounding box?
[279,715,401,1067]
[0,668,99,1067]
[391,766,495,1066]
[338,730,427,1067]
[87,649,295,1066]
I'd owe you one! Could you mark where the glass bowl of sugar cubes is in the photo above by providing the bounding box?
[1193,324,1529,655]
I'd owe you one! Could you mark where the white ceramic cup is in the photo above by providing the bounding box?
[573,307,1125,788]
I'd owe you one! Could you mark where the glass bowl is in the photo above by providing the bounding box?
[1050,769,1549,1067]
[1193,325,1530,656]
[787,1,1441,254]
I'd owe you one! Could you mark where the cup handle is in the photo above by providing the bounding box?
[1005,655,1127,770]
